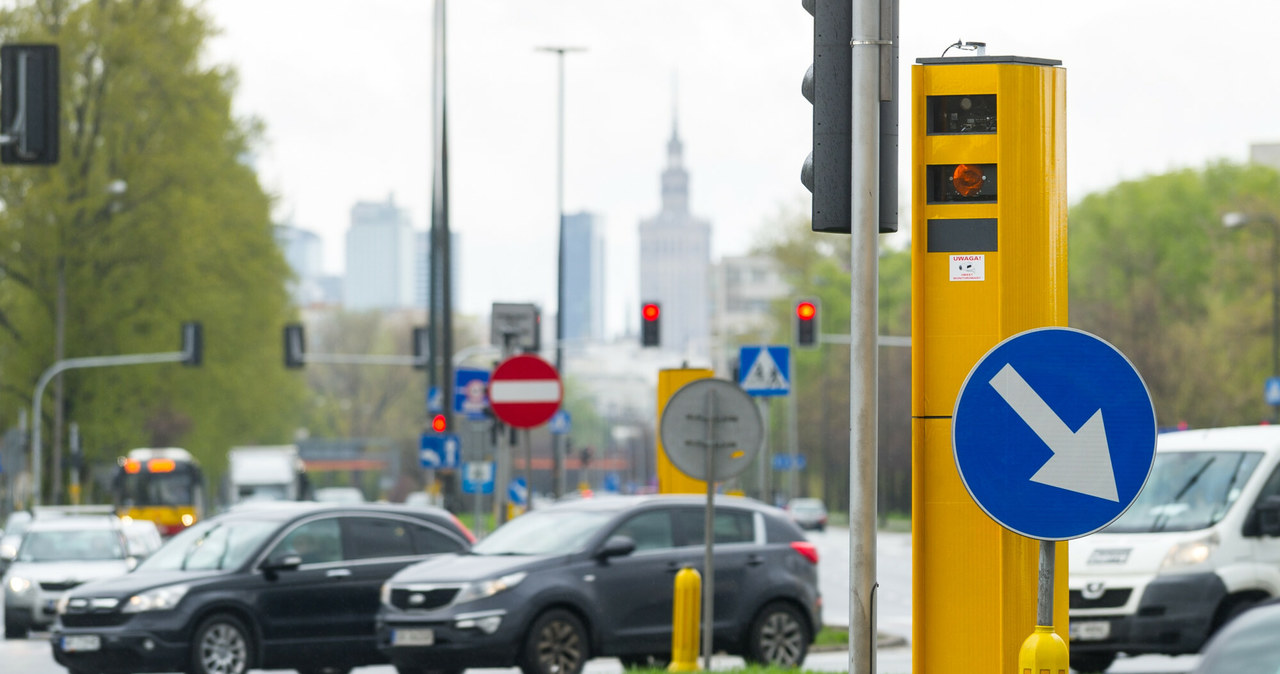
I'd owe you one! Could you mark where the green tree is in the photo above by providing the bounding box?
[0,0,305,503]
[1069,162,1280,428]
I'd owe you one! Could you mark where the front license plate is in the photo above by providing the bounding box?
[392,628,435,646]
[1069,620,1111,641]
[61,635,101,652]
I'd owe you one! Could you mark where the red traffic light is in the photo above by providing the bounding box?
[642,303,660,321]
[796,301,817,321]
[431,414,447,433]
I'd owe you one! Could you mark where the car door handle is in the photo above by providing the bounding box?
[326,568,352,578]
[667,563,686,574]
[746,555,765,566]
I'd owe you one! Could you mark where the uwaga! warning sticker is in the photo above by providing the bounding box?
[950,254,985,281]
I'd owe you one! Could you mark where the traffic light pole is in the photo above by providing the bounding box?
[29,347,196,506]
[848,0,887,671]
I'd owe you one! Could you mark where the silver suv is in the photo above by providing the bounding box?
[3,511,161,638]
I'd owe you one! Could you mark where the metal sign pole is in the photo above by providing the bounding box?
[702,387,717,672]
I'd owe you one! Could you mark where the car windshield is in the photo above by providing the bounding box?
[138,518,279,571]
[472,509,615,555]
[1104,450,1263,533]
[17,529,125,562]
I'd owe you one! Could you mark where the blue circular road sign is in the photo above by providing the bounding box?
[953,327,1157,541]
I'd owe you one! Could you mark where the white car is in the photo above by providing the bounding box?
[3,515,161,638]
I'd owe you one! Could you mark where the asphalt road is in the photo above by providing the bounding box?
[0,526,1201,673]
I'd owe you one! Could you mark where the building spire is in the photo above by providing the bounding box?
[661,74,689,215]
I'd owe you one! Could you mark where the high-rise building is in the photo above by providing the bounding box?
[563,212,605,344]
[344,194,415,310]
[414,230,461,310]
[638,118,712,359]
[273,224,325,307]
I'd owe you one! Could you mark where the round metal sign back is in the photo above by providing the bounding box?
[660,379,763,482]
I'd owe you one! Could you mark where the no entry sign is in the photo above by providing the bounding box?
[488,354,563,428]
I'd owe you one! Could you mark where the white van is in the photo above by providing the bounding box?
[1069,425,1280,672]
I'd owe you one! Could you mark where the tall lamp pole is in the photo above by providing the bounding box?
[537,45,584,498]
[1224,211,1280,422]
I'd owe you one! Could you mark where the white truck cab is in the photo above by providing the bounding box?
[1069,425,1280,672]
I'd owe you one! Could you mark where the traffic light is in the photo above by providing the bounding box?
[1,44,59,165]
[180,321,203,366]
[431,414,447,433]
[800,0,850,234]
[641,302,661,347]
[412,326,429,370]
[800,0,898,234]
[796,300,819,348]
[284,323,305,369]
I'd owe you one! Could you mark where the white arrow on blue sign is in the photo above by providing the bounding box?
[952,327,1157,541]
[508,477,528,506]
[419,433,460,469]
[739,345,790,396]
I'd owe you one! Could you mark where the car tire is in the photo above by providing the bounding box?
[743,601,809,667]
[518,609,589,674]
[190,613,253,674]
[3,617,27,639]
[1069,651,1116,673]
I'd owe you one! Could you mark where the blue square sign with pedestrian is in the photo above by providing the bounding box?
[952,327,1157,541]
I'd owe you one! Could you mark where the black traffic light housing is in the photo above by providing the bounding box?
[796,299,820,348]
[181,321,203,366]
[1,44,59,165]
[800,0,898,234]
[284,323,305,369]
[641,302,661,347]
[412,326,429,370]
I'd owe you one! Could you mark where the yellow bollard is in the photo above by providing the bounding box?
[667,567,702,672]
[1017,625,1069,674]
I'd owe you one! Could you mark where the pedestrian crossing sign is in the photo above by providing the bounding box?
[738,345,790,396]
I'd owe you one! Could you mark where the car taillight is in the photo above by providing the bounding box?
[450,513,477,544]
[790,541,819,564]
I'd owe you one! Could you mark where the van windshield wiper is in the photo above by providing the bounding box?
[1152,457,1216,532]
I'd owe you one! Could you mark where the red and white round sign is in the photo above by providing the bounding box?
[488,354,563,428]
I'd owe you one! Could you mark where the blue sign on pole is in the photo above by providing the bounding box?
[455,368,491,419]
[419,434,460,469]
[1267,377,1280,407]
[548,410,571,435]
[953,327,1157,541]
[427,387,444,414]
[462,461,495,494]
[508,477,528,506]
[738,345,791,396]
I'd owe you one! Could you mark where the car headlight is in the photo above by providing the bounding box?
[6,575,32,595]
[454,572,527,605]
[122,584,189,613]
[1161,532,1219,569]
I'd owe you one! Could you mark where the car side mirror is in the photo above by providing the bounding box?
[597,535,636,560]
[262,554,304,571]
[1254,496,1280,538]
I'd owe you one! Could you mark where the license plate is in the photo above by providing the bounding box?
[61,635,101,652]
[392,628,435,646]
[1069,620,1111,641]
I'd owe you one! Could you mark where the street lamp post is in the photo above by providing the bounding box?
[1224,211,1280,422]
[537,45,584,499]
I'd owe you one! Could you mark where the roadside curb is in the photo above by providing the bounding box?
[811,631,908,652]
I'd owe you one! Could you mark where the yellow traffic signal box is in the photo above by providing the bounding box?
[911,56,1068,672]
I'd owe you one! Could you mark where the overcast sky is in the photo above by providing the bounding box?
[203,0,1280,337]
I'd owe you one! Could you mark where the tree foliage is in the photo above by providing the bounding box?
[0,0,306,502]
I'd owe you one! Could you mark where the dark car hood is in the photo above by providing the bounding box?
[390,552,556,584]
[69,568,224,598]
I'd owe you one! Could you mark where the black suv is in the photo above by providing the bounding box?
[377,494,821,674]
[51,501,474,674]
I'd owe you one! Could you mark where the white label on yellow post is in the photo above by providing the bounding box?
[950,254,985,281]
